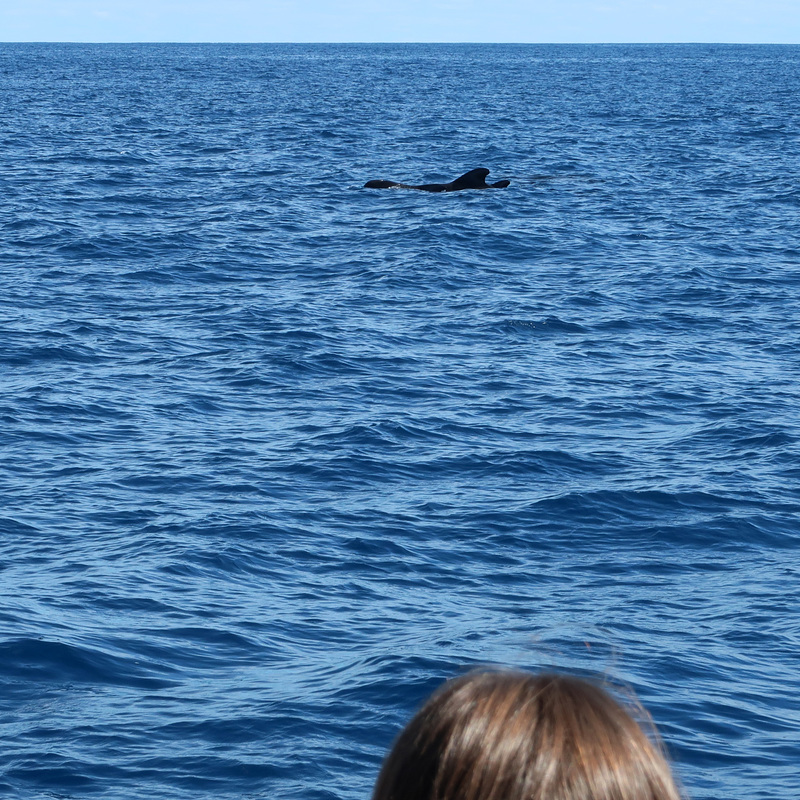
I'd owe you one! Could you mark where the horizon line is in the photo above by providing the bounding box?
[1,40,797,45]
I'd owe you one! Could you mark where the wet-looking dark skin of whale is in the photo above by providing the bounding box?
[364,168,510,192]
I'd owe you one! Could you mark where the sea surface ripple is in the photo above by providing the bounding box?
[1,43,799,800]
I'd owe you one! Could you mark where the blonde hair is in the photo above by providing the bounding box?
[371,670,684,800]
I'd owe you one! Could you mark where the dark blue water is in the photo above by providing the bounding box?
[1,42,799,800]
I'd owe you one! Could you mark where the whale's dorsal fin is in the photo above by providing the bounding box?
[448,168,491,190]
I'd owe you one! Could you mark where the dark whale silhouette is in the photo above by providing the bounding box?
[364,168,510,192]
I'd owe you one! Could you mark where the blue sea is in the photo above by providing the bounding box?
[1,42,799,800]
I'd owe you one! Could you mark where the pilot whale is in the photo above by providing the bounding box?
[364,168,510,192]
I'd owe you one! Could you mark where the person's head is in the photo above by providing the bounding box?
[371,669,683,800]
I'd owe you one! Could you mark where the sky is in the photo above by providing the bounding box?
[1,0,799,43]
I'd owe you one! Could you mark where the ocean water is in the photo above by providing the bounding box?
[1,41,799,799]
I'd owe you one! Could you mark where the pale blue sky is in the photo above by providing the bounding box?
[1,0,799,43]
